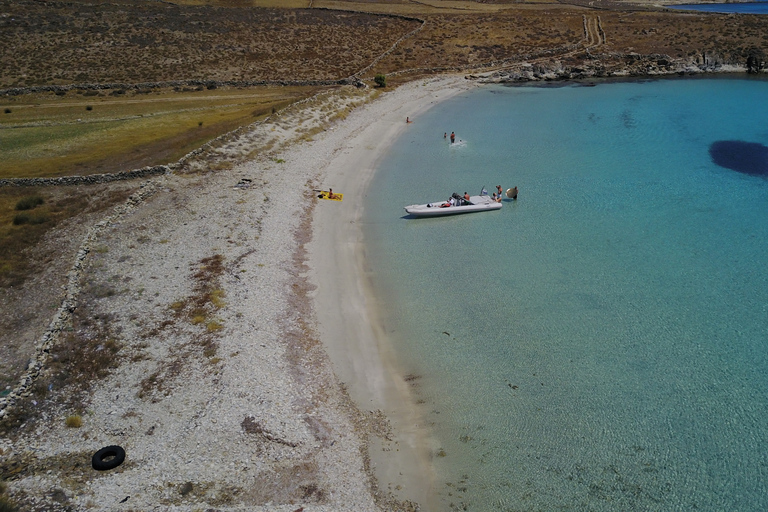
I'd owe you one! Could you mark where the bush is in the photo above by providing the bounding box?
[0,495,20,512]
[15,195,44,211]
[12,213,48,225]
[374,73,387,88]
[65,415,82,428]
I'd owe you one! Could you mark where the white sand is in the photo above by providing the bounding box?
[308,76,477,507]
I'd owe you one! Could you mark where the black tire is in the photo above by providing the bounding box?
[92,445,126,471]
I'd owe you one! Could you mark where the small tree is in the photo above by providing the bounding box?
[374,74,387,88]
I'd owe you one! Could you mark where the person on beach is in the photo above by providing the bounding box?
[327,188,335,199]
[450,132,455,143]
[406,117,412,123]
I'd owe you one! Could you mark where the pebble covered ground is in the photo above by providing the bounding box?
[1,83,427,511]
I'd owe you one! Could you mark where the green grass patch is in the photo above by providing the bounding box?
[0,87,319,179]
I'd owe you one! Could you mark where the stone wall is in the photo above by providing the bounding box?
[0,165,170,188]
[0,181,161,417]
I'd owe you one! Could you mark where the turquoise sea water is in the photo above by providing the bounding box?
[362,77,768,511]
[669,2,768,14]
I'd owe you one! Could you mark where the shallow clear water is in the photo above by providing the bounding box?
[363,77,768,511]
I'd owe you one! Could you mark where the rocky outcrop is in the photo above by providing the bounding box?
[470,50,765,84]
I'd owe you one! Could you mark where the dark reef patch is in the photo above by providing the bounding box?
[709,140,768,176]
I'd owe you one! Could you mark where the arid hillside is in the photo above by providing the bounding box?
[2,0,766,90]
[0,0,420,87]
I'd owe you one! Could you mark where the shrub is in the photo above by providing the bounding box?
[65,415,82,428]
[3,108,10,114]
[12,213,30,225]
[374,74,387,87]
[0,495,20,512]
[13,213,48,225]
[15,195,44,211]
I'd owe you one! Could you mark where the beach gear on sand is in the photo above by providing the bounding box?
[317,190,343,201]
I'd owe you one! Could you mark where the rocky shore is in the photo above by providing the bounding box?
[470,49,765,83]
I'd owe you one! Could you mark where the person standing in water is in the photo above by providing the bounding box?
[450,132,455,143]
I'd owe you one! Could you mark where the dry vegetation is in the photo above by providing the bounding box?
[0,0,419,87]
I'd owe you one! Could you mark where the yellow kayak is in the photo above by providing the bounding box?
[318,191,343,201]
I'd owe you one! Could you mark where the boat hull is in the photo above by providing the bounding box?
[404,195,502,217]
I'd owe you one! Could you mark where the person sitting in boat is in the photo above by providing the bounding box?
[463,192,470,202]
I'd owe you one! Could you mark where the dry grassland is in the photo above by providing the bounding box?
[1,86,319,178]
[0,0,419,87]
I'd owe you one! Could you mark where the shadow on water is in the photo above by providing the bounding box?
[709,140,768,176]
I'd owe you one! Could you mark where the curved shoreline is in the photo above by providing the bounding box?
[307,76,477,507]
[3,72,766,509]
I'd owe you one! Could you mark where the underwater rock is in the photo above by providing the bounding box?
[709,140,768,176]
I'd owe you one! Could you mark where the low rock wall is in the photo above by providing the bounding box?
[0,181,161,417]
[0,165,170,188]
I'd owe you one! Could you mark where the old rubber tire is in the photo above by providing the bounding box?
[92,445,125,471]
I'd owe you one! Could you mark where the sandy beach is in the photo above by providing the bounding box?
[1,76,475,511]
[308,76,478,509]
